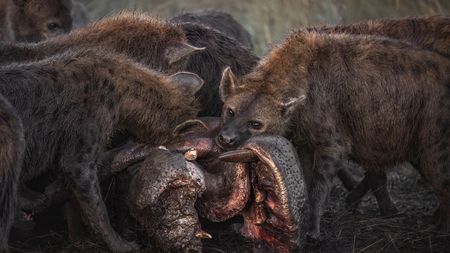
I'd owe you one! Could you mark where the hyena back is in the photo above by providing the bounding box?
[218,31,450,237]
[0,94,24,253]
[0,48,202,252]
[309,15,450,57]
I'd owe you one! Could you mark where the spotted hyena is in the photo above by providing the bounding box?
[0,10,204,231]
[0,11,203,72]
[0,0,75,42]
[0,48,202,252]
[217,30,450,238]
[0,94,25,253]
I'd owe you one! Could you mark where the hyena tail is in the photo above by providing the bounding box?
[0,94,25,252]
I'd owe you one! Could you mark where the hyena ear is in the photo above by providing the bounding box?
[165,42,205,66]
[219,67,238,101]
[278,94,306,115]
[170,72,204,95]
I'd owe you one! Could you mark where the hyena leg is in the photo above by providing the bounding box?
[63,159,139,252]
[345,175,370,209]
[112,173,136,241]
[306,147,344,239]
[366,171,398,216]
[337,168,359,191]
[345,170,397,216]
[415,123,449,233]
[63,199,88,244]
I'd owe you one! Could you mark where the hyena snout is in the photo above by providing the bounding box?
[217,129,240,148]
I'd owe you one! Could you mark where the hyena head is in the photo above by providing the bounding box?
[123,70,204,145]
[217,67,306,149]
[11,0,73,42]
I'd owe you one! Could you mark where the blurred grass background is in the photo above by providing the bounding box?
[79,0,450,55]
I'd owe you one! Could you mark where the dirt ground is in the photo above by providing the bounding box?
[9,162,450,253]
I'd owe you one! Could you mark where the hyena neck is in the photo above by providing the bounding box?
[246,32,318,94]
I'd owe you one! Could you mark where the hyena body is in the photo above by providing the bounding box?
[306,15,450,214]
[0,0,73,42]
[0,94,24,253]
[0,48,202,252]
[179,22,259,116]
[171,10,254,50]
[310,15,450,58]
[218,31,450,238]
[0,11,202,72]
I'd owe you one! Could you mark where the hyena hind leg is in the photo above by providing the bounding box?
[337,167,360,191]
[415,125,450,233]
[366,171,398,216]
[344,170,397,216]
[62,156,139,252]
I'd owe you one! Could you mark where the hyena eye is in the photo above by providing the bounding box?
[227,108,234,117]
[248,121,263,130]
[47,23,61,32]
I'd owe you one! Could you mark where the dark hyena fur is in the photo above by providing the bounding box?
[171,10,254,50]
[309,14,450,214]
[0,10,201,234]
[218,31,450,237]
[309,15,450,58]
[0,12,254,117]
[0,0,73,42]
[0,94,24,253]
[0,14,257,117]
[179,22,259,116]
[0,11,202,72]
[0,48,201,252]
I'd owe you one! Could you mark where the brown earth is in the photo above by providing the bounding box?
[10,164,450,252]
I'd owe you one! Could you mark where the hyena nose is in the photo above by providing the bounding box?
[218,133,236,146]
